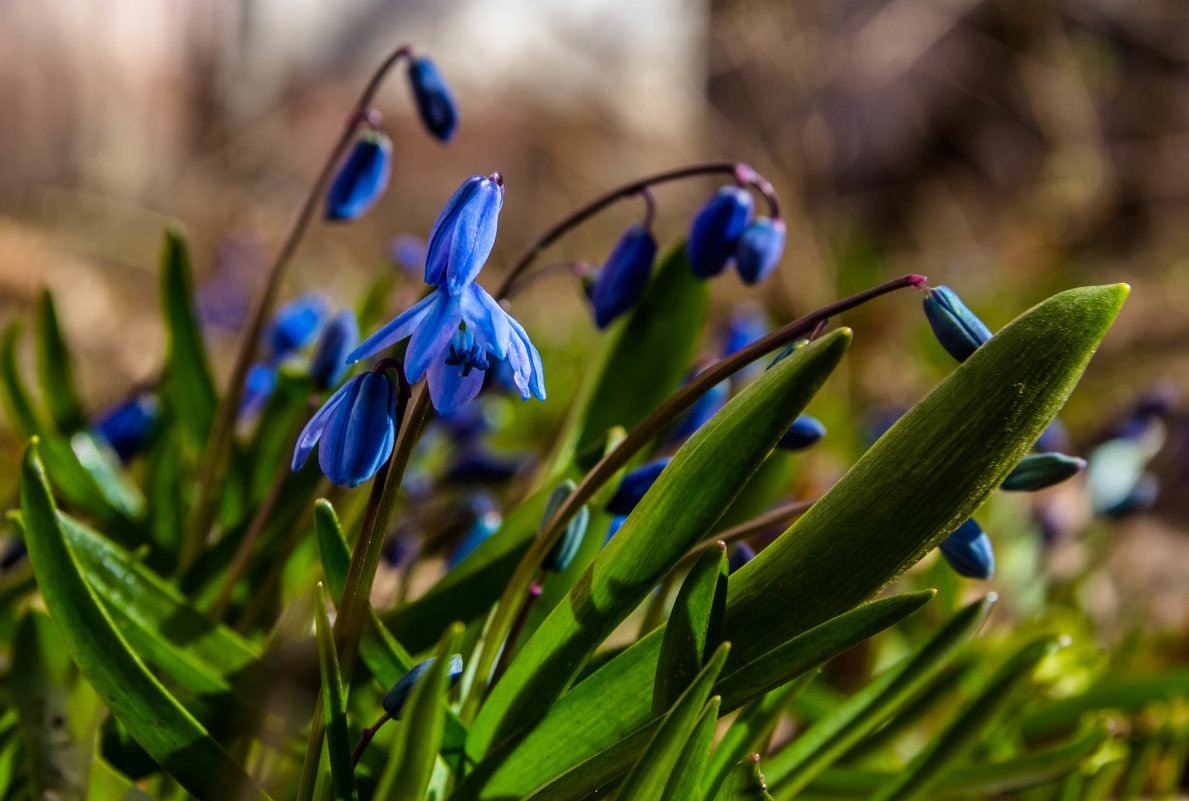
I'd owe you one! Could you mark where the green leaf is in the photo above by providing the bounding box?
[314,583,359,801]
[763,594,995,794]
[88,757,157,801]
[1021,670,1189,740]
[12,611,87,801]
[663,696,722,801]
[654,542,728,715]
[34,289,84,432]
[570,242,710,466]
[18,441,270,801]
[160,227,217,447]
[869,637,1057,801]
[389,623,463,801]
[0,321,48,438]
[617,644,729,801]
[710,755,773,801]
[470,329,851,757]
[725,285,1128,668]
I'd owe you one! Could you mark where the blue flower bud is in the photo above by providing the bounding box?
[687,187,754,278]
[606,457,671,516]
[448,499,502,568]
[407,58,459,142]
[1001,453,1086,492]
[268,294,330,358]
[923,286,993,362]
[291,370,397,488]
[590,224,657,328]
[424,175,504,294]
[733,217,786,285]
[239,363,278,419]
[728,543,756,574]
[91,394,160,463]
[541,481,590,573]
[381,654,465,718]
[938,518,995,580]
[777,415,826,451]
[308,311,359,390]
[325,131,392,222]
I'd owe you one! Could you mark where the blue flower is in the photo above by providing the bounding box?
[728,543,756,574]
[382,654,465,718]
[938,518,995,580]
[291,370,397,488]
[348,174,545,414]
[589,224,657,328]
[240,362,279,419]
[268,294,330,358]
[777,415,826,451]
[606,458,671,516]
[308,310,359,390]
[325,131,392,221]
[688,187,754,277]
[923,286,992,363]
[92,394,160,462]
[734,217,785,284]
[407,58,459,142]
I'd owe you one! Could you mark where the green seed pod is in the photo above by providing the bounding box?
[1001,452,1087,492]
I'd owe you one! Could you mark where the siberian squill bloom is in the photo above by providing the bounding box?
[606,458,671,516]
[348,173,546,414]
[407,58,459,142]
[589,224,657,328]
[734,217,786,285]
[291,369,398,488]
[938,518,995,580]
[923,286,992,362]
[92,394,160,462]
[325,131,392,221]
[687,187,753,277]
[777,415,826,451]
[382,655,465,718]
[308,310,359,391]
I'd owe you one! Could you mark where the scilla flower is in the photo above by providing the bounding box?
[382,654,465,718]
[308,310,359,391]
[325,131,392,221]
[407,58,459,142]
[733,217,786,285]
[267,294,330,359]
[291,368,398,488]
[938,518,995,580]
[777,415,826,451]
[688,186,753,277]
[923,286,992,362]
[589,224,657,328]
[92,394,160,462]
[348,173,545,413]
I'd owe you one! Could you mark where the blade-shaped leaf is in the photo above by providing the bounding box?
[34,289,84,433]
[18,441,270,801]
[160,227,217,446]
[654,542,728,715]
[314,582,358,801]
[710,755,773,801]
[663,695,721,801]
[0,321,47,438]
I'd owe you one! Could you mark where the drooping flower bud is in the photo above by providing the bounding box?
[424,174,505,294]
[381,654,465,718]
[541,480,590,573]
[733,217,786,285]
[325,131,392,222]
[728,543,756,574]
[308,311,359,391]
[590,224,657,329]
[938,518,995,580]
[1001,453,1087,492]
[605,458,671,516]
[267,294,330,358]
[687,187,754,278]
[92,394,160,462]
[407,58,459,142]
[923,286,993,362]
[291,370,397,488]
[777,415,826,451]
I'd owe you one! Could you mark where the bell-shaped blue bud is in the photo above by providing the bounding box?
[325,131,392,222]
[606,457,671,516]
[291,370,397,488]
[240,362,278,419]
[923,286,993,362]
[938,518,995,580]
[728,543,756,574]
[777,415,826,451]
[589,224,657,329]
[308,311,359,391]
[541,480,590,573]
[381,654,465,718]
[407,58,459,142]
[268,294,330,358]
[92,394,160,462]
[1001,452,1087,492]
[733,217,786,285]
[424,175,504,294]
[687,186,754,277]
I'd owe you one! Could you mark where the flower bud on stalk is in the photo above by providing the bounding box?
[605,458,671,516]
[733,217,786,285]
[381,654,465,718]
[308,311,359,391]
[589,224,657,328]
[407,57,459,142]
[325,131,392,222]
[1001,452,1087,492]
[938,518,995,580]
[777,415,826,451]
[922,285,992,362]
[687,187,754,277]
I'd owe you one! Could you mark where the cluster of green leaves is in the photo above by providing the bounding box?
[0,229,1180,801]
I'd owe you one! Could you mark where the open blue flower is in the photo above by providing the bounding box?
[291,369,397,488]
[348,174,545,413]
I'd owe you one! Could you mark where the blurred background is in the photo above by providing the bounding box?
[1,0,1187,640]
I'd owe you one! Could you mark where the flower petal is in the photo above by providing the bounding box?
[461,284,512,360]
[444,181,503,294]
[338,373,397,488]
[427,357,485,414]
[291,378,354,472]
[405,292,463,382]
[308,375,365,481]
[348,290,441,364]
[506,315,546,401]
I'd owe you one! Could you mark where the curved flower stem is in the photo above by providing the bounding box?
[734,163,781,219]
[181,44,414,572]
[493,161,747,298]
[462,273,926,720]
[351,712,391,766]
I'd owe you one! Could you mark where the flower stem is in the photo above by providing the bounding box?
[462,274,926,718]
[180,44,414,573]
[494,161,749,298]
[351,712,391,766]
[490,580,543,688]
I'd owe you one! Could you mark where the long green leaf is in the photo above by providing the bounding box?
[314,583,358,801]
[470,329,852,756]
[654,542,728,715]
[0,321,47,438]
[18,441,269,801]
[160,227,217,446]
[725,284,1128,667]
[1021,670,1189,740]
[711,755,773,801]
[663,696,722,801]
[34,289,84,432]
